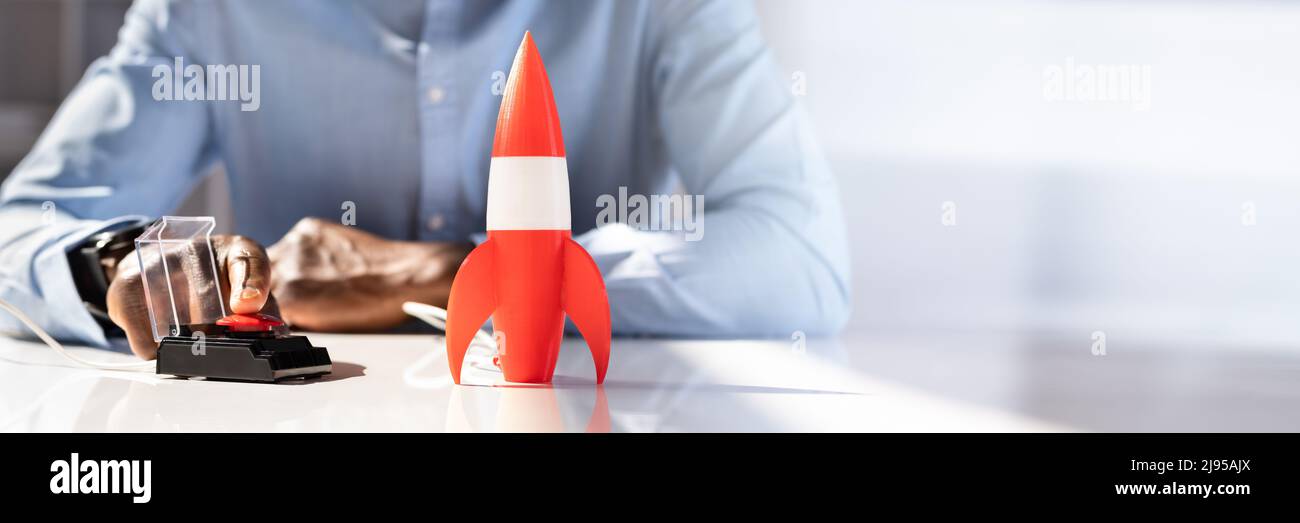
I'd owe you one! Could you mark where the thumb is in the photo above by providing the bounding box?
[225,236,271,314]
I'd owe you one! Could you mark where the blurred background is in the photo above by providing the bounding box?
[3,0,1298,346]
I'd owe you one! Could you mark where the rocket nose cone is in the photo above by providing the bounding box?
[492,31,566,158]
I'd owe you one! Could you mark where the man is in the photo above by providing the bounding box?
[0,0,850,359]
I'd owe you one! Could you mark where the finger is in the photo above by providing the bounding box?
[106,273,160,360]
[225,236,272,314]
[122,323,159,360]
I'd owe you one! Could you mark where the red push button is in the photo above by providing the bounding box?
[216,313,285,332]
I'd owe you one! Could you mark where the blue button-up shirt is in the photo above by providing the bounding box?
[0,0,849,348]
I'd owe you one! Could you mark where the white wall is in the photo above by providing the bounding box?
[756,0,1300,344]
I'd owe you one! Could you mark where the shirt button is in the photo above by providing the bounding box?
[427,86,446,104]
[426,213,445,231]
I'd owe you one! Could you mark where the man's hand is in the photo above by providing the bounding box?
[268,217,471,332]
[107,235,277,359]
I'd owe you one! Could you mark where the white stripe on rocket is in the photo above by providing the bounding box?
[486,156,572,231]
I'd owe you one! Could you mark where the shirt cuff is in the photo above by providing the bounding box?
[14,215,149,348]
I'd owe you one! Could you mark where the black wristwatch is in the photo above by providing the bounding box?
[66,222,149,336]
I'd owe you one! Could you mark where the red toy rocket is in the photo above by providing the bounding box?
[444,32,611,385]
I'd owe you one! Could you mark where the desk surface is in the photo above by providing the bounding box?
[2,330,1296,432]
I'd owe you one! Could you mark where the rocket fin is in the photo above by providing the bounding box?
[562,238,611,384]
[446,239,499,384]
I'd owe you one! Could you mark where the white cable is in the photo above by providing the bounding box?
[401,301,498,349]
[0,297,155,371]
[401,301,502,381]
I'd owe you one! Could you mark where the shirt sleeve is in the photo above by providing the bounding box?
[0,0,215,347]
[573,0,852,337]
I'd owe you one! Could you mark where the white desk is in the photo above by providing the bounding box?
[1,329,1294,432]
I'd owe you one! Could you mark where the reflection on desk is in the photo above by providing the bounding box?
[4,330,1294,432]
